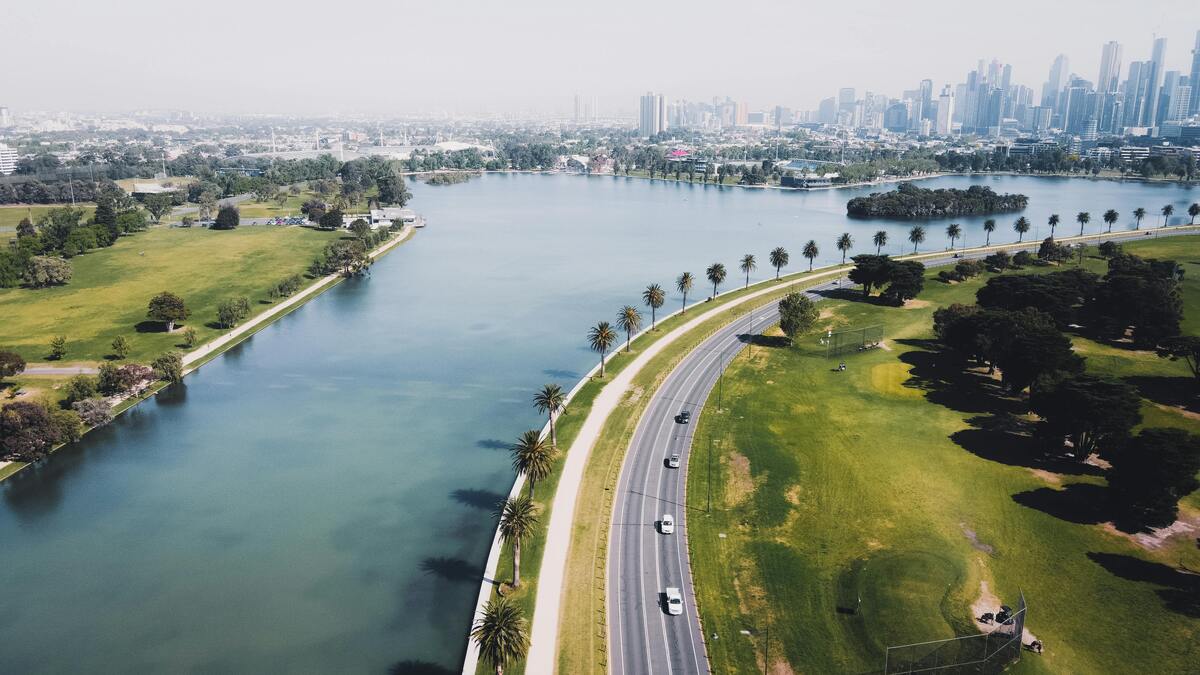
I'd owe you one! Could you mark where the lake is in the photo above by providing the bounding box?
[0,173,1195,673]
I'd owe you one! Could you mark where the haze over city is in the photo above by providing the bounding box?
[6,0,1200,115]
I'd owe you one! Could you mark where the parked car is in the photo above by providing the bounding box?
[660,514,675,534]
[665,587,683,615]
[666,454,680,469]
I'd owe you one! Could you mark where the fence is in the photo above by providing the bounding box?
[884,593,1027,674]
[825,324,885,358]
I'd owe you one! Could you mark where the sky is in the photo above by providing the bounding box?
[5,0,1198,117]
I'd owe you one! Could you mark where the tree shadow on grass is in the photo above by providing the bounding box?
[951,414,1104,477]
[388,660,456,675]
[419,556,481,585]
[898,346,1024,416]
[451,488,505,511]
[737,333,790,348]
[1086,552,1200,618]
[812,287,892,305]
[1011,483,1112,524]
[1124,375,1200,413]
[133,320,167,333]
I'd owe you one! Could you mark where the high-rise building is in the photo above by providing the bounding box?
[0,143,18,176]
[1190,30,1200,115]
[1097,42,1123,94]
[838,88,856,114]
[817,97,837,124]
[0,107,11,129]
[1143,37,1168,127]
[1167,84,1192,121]
[1042,54,1070,110]
[638,92,667,136]
[936,85,955,135]
[919,79,934,120]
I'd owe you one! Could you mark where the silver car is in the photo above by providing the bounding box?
[665,587,683,616]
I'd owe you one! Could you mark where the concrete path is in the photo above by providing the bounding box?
[22,365,99,375]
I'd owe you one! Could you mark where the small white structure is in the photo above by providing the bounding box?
[344,208,423,229]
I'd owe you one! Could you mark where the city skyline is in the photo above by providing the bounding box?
[3,0,1198,116]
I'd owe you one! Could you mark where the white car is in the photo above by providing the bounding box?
[660,514,675,534]
[665,587,683,616]
[666,454,681,468]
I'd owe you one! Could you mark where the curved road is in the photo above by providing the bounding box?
[606,228,1197,674]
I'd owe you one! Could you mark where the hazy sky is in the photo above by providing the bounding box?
[6,0,1198,116]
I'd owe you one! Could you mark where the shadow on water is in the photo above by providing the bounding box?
[450,488,505,511]
[419,556,483,584]
[388,660,456,675]
[155,381,188,406]
[1087,552,1200,618]
[475,439,508,451]
[542,368,581,380]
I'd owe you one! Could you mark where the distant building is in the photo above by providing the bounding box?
[639,92,667,137]
[0,143,18,175]
[936,86,955,135]
[0,106,11,129]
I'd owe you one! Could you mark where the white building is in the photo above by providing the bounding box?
[0,143,18,175]
[936,86,955,136]
[0,106,11,128]
[639,92,667,137]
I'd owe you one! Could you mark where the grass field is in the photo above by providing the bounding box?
[687,237,1200,674]
[0,204,97,240]
[0,226,340,364]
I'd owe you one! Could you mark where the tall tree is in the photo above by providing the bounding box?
[1160,204,1174,227]
[213,205,240,230]
[706,262,726,297]
[778,292,818,343]
[1076,211,1090,236]
[1102,209,1119,233]
[1188,202,1199,225]
[472,597,530,675]
[533,384,566,447]
[769,246,789,279]
[946,223,962,248]
[1107,428,1200,530]
[496,495,538,589]
[1047,213,1060,238]
[802,239,819,271]
[1013,216,1030,242]
[510,430,555,497]
[147,291,189,332]
[1157,336,1200,383]
[908,225,926,253]
[642,283,665,329]
[1030,374,1142,461]
[983,218,996,246]
[739,254,756,288]
[1132,207,1146,230]
[588,321,617,376]
[616,305,643,352]
[676,273,694,314]
[835,233,854,264]
[873,230,888,254]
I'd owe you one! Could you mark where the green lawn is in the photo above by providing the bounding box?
[0,204,97,241]
[0,226,341,363]
[687,237,1200,673]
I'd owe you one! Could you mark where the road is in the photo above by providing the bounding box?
[605,228,1197,674]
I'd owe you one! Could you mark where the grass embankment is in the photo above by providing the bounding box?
[0,226,339,364]
[687,236,1200,674]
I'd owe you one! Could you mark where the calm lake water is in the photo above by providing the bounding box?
[0,173,1195,673]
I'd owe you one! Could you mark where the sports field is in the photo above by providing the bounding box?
[688,237,1200,674]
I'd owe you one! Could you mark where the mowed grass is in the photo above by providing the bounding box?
[687,237,1200,674]
[0,204,97,240]
[0,226,339,363]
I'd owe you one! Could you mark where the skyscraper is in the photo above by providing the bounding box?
[936,85,955,135]
[638,92,667,137]
[1190,30,1200,115]
[1042,54,1070,110]
[1143,37,1167,127]
[1097,41,1123,93]
[919,79,934,120]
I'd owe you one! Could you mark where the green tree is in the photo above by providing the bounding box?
[471,597,530,675]
[1188,202,1199,225]
[849,254,893,299]
[319,208,343,231]
[1157,336,1200,383]
[836,233,854,263]
[1013,216,1030,242]
[1132,207,1146,230]
[49,335,67,360]
[111,335,130,360]
[213,205,240,230]
[981,219,996,246]
[496,495,538,589]
[182,327,198,348]
[533,384,566,447]
[676,273,694,314]
[349,218,372,240]
[778,292,818,343]
[706,262,727,297]
[217,297,251,328]
[907,225,925,253]
[147,291,189,332]
[946,223,962,248]
[1107,428,1200,530]
[882,260,926,305]
[1047,214,1060,238]
[63,374,98,404]
[143,194,174,222]
[1102,209,1119,233]
[1076,211,1090,236]
[802,239,819,271]
[739,253,756,288]
[152,351,184,384]
[510,429,555,498]
[769,246,789,279]
[616,305,643,352]
[1030,374,1142,461]
[1160,203,1174,227]
[872,230,888,254]
[0,350,26,381]
[25,256,73,288]
[588,321,617,376]
[642,284,665,329]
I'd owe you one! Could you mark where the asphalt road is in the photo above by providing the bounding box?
[606,228,1195,674]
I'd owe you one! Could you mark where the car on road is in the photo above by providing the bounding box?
[666,454,680,468]
[665,587,683,615]
[675,410,691,424]
[660,514,675,534]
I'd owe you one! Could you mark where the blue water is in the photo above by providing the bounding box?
[0,173,1195,673]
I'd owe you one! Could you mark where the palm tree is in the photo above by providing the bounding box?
[946,223,962,249]
[1161,204,1174,227]
[1047,214,1060,237]
[616,305,642,352]
[1189,202,1199,225]
[983,219,996,246]
[739,254,756,288]
[908,225,925,253]
[1076,211,1090,236]
[706,262,726,297]
[1013,216,1030,242]
[768,246,789,279]
[510,430,555,497]
[472,597,530,675]
[642,283,665,330]
[802,239,819,271]
[496,495,538,589]
[676,272,694,314]
[532,384,565,447]
[588,321,616,376]
[873,230,888,254]
[1102,209,1119,233]
[835,233,853,264]
[1133,207,1146,229]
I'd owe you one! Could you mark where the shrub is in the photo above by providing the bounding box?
[984,251,1011,271]
[25,256,73,287]
[151,352,184,384]
[0,350,26,380]
[63,375,99,404]
[217,297,251,328]
[212,205,240,230]
[71,398,113,427]
[1013,250,1035,267]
